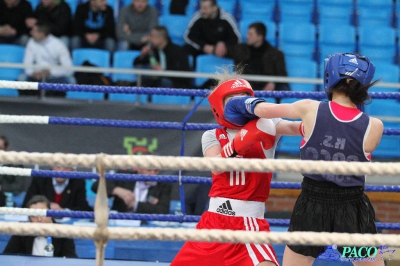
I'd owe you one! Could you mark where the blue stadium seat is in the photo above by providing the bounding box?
[0,44,25,97]
[317,24,356,64]
[280,43,315,61]
[194,55,234,87]
[159,14,191,46]
[109,50,140,102]
[316,5,355,26]
[367,63,399,92]
[69,48,111,100]
[239,17,277,46]
[237,0,276,22]
[278,0,316,24]
[285,58,318,91]
[151,95,192,105]
[27,0,40,10]
[357,6,394,27]
[218,0,237,17]
[112,50,140,83]
[278,22,317,60]
[276,135,302,155]
[358,26,396,52]
[358,26,397,64]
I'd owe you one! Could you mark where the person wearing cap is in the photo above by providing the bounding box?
[171,70,300,266]
[223,53,384,266]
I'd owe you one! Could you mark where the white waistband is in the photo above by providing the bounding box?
[208,197,265,219]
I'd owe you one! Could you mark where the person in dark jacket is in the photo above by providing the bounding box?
[4,195,77,257]
[134,25,192,89]
[92,168,172,214]
[26,0,72,47]
[0,0,33,45]
[71,0,115,53]
[215,22,290,93]
[183,0,240,59]
[22,166,92,211]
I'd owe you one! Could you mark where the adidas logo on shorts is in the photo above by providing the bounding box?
[216,200,235,216]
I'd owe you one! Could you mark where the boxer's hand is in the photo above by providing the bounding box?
[221,118,276,158]
[224,96,265,127]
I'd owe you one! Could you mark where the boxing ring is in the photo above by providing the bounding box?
[0,80,399,266]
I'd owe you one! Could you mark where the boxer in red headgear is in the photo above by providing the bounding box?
[171,76,301,266]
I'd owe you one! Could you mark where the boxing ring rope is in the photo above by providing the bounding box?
[1,165,400,192]
[1,207,400,230]
[1,62,400,89]
[0,114,399,135]
[0,152,399,175]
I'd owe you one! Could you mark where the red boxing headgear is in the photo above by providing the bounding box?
[208,79,254,129]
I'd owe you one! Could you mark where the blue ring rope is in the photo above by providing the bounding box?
[31,170,400,192]
[38,83,400,100]
[45,210,400,230]
[45,117,400,135]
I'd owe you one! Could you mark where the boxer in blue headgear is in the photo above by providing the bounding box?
[223,53,385,266]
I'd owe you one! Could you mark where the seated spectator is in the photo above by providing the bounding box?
[22,166,92,211]
[183,0,240,61]
[133,26,192,89]
[116,0,158,51]
[92,167,171,214]
[3,195,77,257]
[215,22,290,94]
[18,22,75,97]
[0,0,32,45]
[0,134,25,196]
[25,0,72,48]
[71,0,116,53]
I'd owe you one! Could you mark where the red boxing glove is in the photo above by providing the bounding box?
[221,118,276,158]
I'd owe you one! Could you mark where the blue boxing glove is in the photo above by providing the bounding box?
[224,96,265,127]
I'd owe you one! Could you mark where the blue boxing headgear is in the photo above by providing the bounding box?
[324,53,375,100]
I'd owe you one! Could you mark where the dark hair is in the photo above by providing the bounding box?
[249,22,267,39]
[329,78,380,106]
[26,195,51,209]
[35,22,51,36]
[152,25,169,41]
[201,0,217,7]
[0,134,9,149]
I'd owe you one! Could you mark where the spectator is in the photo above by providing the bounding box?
[91,168,171,214]
[22,166,92,211]
[0,134,25,196]
[133,26,192,89]
[26,0,72,48]
[116,0,158,51]
[216,22,290,93]
[3,195,77,257]
[18,22,75,97]
[0,0,33,45]
[71,0,116,53]
[183,0,240,60]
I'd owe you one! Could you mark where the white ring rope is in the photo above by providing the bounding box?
[0,115,49,124]
[0,207,46,216]
[0,223,399,247]
[0,166,32,176]
[0,151,399,176]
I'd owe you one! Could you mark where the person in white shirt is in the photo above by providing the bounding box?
[18,21,75,97]
[3,195,77,257]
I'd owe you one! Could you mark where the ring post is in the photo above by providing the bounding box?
[94,153,109,266]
